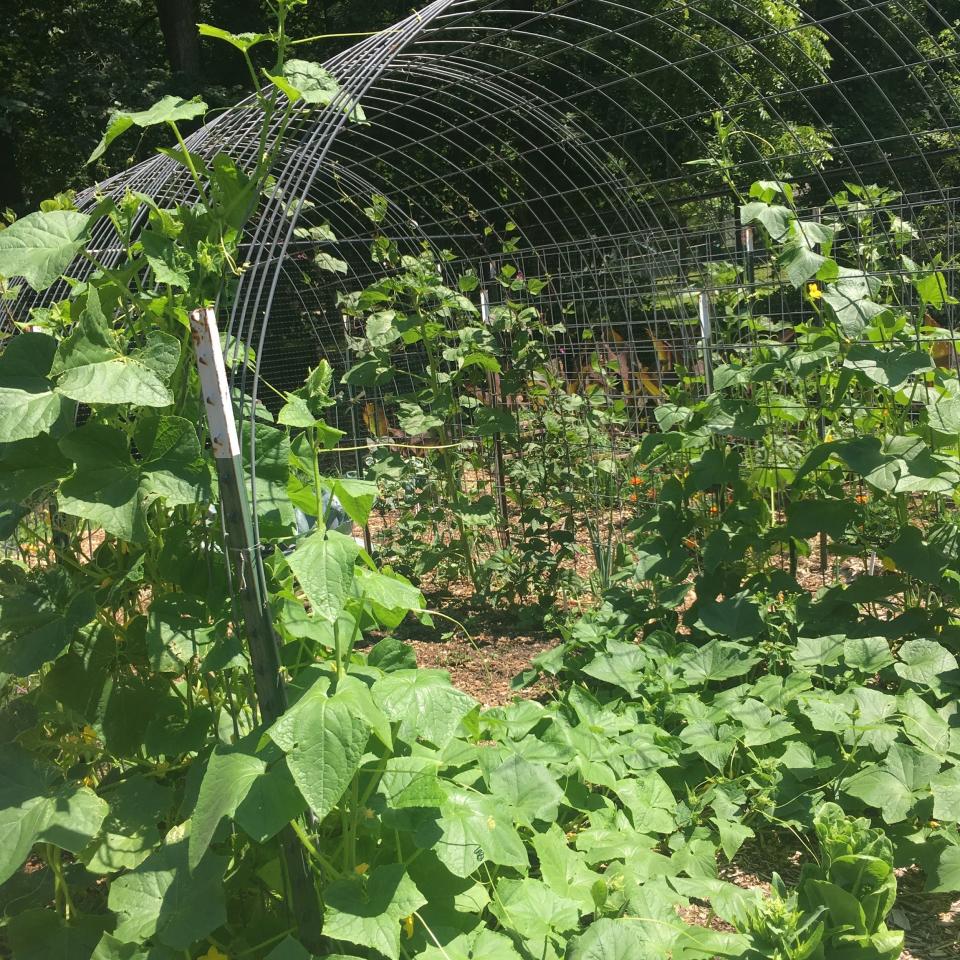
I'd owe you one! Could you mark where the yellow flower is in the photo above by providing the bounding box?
[83,775,97,789]
[402,915,415,940]
[200,947,229,960]
[354,862,369,875]
[80,725,98,745]
[807,282,822,300]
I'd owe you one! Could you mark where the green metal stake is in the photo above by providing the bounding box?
[189,306,323,949]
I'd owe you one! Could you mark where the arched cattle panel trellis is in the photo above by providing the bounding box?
[10,0,960,555]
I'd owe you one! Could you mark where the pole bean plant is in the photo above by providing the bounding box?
[0,8,959,960]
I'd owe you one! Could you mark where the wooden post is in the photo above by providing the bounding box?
[189,307,322,948]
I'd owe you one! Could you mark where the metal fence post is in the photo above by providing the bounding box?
[481,283,512,549]
[189,306,322,948]
[698,289,714,394]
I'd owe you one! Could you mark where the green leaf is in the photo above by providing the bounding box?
[915,269,957,308]
[694,595,765,642]
[843,743,938,823]
[368,637,417,672]
[740,202,791,241]
[850,687,899,754]
[323,864,426,960]
[315,251,348,274]
[680,638,760,681]
[88,96,207,164]
[490,877,580,955]
[397,402,445,436]
[531,825,600,914]
[277,394,316,428]
[843,636,894,674]
[0,743,107,885]
[568,918,659,960]
[0,432,73,502]
[189,746,265,869]
[821,269,887,338]
[0,210,89,291]
[614,772,677,834]
[354,566,425,628]
[0,567,95,676]
[785,498,855,539]
[287,529,358,623]
[714,818,754,860]
[108,823,226,950]
[267,683,370,821]
[895,639,958,697]
[58,420,208,542]
[234,759,307,844]
[419,928,522,960]
[198,23,272,52]
[136,415,211,506]
[54,298,180,407]
[326,476,378,527]
[372,669,476,749]
[380,756,447,809]
[263,936,314,960]
[488,756,563,825]
[420,787,527,877]
[277,59,339,105]
[244,424,294,537]
[796,437,900,492]
[843,345,933,390]
[926,395,960,437]
[8,910,110,960]
[899,689,950,754]
[0,333,71,442]
[90,933,171,959]
[140,229,191,288]
[930,767,960,822]
[780,239,826,287]
[927,845,960,892]
[82,774,172,874]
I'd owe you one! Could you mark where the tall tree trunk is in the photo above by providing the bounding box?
[0,129,22,212]
[155,0,201,77]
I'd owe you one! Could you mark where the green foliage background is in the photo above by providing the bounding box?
[6,0,960,214]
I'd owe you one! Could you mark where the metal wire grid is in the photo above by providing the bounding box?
[6,0,960,549]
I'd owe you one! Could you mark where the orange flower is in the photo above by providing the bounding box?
[628,493,638,502]
[629,476,643,486]
[683,537,698,550]
[709,505,719,516]
[855,493,868,504]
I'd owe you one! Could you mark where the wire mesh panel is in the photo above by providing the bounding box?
[8,0,960,579]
